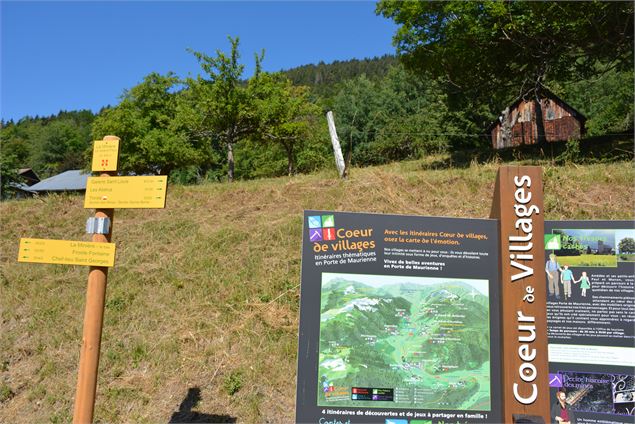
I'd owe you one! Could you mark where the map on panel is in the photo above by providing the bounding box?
[317,272,491,411]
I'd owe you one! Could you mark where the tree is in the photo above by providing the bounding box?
[38,120,89,174]
[619,237,635,254]
[332,74,384,165]
[182,37,263,182]
[92,72,209,176]
[557,68,634,136]
[0,110,95,180]
[253,73,320,175]
[332,64,456,165]
[0,151,20,199]
[377,1,634,144]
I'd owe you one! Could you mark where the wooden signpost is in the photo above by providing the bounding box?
[73,135,120,424]
[491,166,550,423]
[16,135,168,424]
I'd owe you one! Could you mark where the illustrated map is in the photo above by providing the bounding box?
[318,273,491,411]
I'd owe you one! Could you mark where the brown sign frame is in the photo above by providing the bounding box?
[490,166,550,423]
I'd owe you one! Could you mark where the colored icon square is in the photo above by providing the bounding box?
[410,421,433,424]
[545,234,561,250]
[309,229,323,242]
[308,216,322,229]
[323,228,336,241]
[351,394,357,400]
[385,420,407,424]
[549,373,563,387]
[321,214,335,227]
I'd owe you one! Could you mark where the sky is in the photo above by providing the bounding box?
[0,1,398,122]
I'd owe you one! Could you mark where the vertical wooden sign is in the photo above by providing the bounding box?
[73,135,119,424]
[490,166,549,423]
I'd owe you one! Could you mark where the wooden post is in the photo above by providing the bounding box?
[326,111,346,178]
[490,166,549,423]
[73,135,119,424]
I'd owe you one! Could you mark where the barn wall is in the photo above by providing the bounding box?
[491,97,584,149]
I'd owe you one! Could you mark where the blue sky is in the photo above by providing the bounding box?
[1,1,397,122]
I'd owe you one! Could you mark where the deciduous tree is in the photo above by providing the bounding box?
[619,237,635,254]
[92,72,207,176]
[253,73,320,175]
[182,37,263,182]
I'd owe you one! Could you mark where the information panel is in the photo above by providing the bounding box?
[545,220,635,424]
[84,176,167,209]
[296,211,502,423]
[17,238,116,267]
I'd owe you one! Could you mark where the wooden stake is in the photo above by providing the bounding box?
[73,135,119,424]
[326,111,346,178]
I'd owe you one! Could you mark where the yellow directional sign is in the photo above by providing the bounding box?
[18,238,116,267]
[91,139,120,172]
[84,176,168,209]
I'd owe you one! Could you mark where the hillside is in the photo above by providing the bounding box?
[281,54,397,98]
[1,157,634,423]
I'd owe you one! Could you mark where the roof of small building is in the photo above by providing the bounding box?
[8,182,35,193]
[487,87,586,132]
[28,170,89,192]
[17,168,40,185]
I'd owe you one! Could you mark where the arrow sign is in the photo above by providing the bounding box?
[84,176,168,209]
[17,238,116,267]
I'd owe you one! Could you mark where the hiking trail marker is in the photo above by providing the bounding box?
[16,135,168,424]
[17,238,115,267]
[91,138,120,172]
[84,175,167,209]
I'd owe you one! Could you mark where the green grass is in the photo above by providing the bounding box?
[1,156,633,422]
[618,254,635,262]
[557,254,617,267]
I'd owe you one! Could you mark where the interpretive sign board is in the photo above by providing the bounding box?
[91,139,120,172]
[296,211,503,423]
[544,220,635,424]
[84,176,167,209]
[17,238,116,267]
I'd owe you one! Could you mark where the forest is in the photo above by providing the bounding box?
[1,2,633,197]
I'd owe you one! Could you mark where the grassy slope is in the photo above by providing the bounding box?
[1,157,633,423]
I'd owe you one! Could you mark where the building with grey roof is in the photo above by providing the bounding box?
[28,170,89,193]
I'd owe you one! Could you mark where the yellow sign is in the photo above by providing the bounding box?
[18,238,116,267]
[84,176,168,209]
[91,139,120,172]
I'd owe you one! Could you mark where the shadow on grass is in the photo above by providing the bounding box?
[169,387,236,424]
[423,133,634,170]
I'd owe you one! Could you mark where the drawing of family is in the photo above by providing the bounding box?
[545,254,591,299]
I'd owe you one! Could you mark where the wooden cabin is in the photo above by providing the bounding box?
[489,88,586,149]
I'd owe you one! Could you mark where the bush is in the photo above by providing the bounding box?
[557,138,581,164]
[223,370,243,396]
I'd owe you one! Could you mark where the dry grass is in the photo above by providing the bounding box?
[1,157,633,423]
